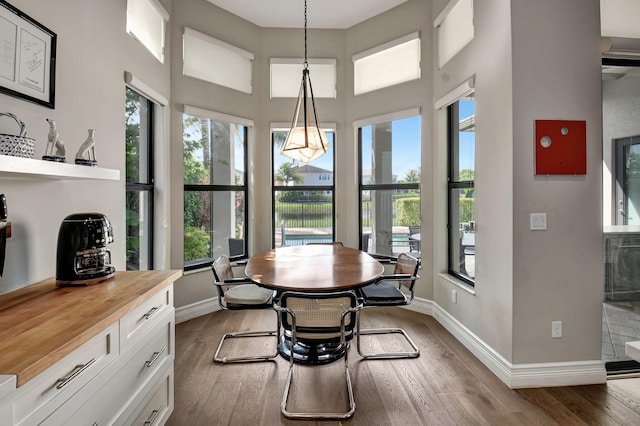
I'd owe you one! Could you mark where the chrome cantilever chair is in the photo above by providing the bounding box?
[273,291,362,420]
[356,252,421,359]
[212,255,279,363]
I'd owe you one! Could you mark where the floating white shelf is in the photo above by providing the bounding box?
[0,155,120,181]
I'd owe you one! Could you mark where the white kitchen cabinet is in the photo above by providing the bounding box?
[0,271,180,426]
[40,305,174,425]
[14,322,120,425]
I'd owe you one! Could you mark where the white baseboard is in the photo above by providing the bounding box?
[431,302,607,388]
[175,297,220,324]
[176,296,607,388]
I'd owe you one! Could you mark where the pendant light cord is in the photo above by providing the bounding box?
[304,0,308,69]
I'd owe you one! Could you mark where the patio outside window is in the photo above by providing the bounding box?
[357,112,421,257]
[272,129,336,247]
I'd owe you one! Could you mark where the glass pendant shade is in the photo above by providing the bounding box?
[281,69,329,163]
[280,0,329,163]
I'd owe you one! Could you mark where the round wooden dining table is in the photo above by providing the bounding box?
[245,244,385,363]
[245,244,384,291]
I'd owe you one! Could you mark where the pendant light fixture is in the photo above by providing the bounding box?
[280,0,330,163]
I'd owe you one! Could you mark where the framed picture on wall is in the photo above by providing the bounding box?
[0,0,56,109]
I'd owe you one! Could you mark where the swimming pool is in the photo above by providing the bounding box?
[283,235,333,246]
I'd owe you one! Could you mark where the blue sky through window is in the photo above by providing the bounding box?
[360,115,421,182]
[459,98,475,172]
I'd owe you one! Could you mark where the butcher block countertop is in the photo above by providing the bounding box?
[0,270,182,390]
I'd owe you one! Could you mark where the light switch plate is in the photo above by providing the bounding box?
[530,213,547,231]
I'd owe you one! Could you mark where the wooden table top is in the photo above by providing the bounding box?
[0,269,182,387]
[245,245,384,291]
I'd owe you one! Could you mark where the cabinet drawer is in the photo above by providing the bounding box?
[129,368,173,426]
[14,322,118,425]
[121,284,173,350]
[41,311,173,426]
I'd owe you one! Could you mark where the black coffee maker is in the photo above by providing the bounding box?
[56,213,115,286]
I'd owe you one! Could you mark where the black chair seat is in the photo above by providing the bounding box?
[359,281,406,302]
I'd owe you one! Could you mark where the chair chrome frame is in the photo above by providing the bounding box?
[212,255,280,364]
[357,253,421,360]
[273,291,362,420]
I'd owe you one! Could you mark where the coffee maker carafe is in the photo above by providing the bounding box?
[56,212,115,286]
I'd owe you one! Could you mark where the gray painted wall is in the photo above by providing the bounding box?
[0,0,171,295]
[511,0,603,364]
[0,0,607,371]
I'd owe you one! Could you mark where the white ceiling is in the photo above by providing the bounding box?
[206,0,408,29]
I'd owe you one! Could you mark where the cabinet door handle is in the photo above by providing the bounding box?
[143,306,161,320]
[144,403,164,425]
[55,358,96,389]
[145,348,166,368]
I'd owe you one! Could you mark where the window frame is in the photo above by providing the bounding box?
[356,110,421,257]
[183,108,250,270]
[126,0,168,63]
[353,32,421,96]
[125,86,155,270]
[182,27,254,94]
[270,58,337,99]
[271,127,337,248]
[447,98,475,286]
[434,0,474,69]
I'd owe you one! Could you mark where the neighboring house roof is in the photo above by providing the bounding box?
[296,164,332,173]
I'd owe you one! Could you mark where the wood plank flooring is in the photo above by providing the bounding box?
[166,307,640,425]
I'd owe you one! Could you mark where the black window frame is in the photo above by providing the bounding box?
[447,100,475,286]
[357,122,421,256]
[271,130,337,248]
[125,86,155,271]
[183,119,249,271]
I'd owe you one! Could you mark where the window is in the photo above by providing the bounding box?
[447,94,475,284]
[615,136,640,225]
[270,58,336,98]
[125,87,155,270]
[126,0,168,63]
[183,106,250,269]
[357,111,421,257]
[435,0,474,68]
[601,0,640,38]
[272,127,336,247]
[353,32,421,95]
[183,27,254,94]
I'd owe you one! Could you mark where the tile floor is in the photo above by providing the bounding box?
[603,300,640,364]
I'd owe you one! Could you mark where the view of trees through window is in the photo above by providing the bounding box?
[358,115,421,257]
[125,87,154,270]
[272,130,335,247]
[183,113,247,269]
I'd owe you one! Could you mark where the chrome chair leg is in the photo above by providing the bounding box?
[278,303,357,420]
[356,314,420,360]
[213,311,281,364]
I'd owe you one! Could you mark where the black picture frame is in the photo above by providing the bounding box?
[0,0,56,109]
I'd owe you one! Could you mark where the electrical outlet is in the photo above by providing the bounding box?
[552,320,562,338]
[451,289,457,304]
